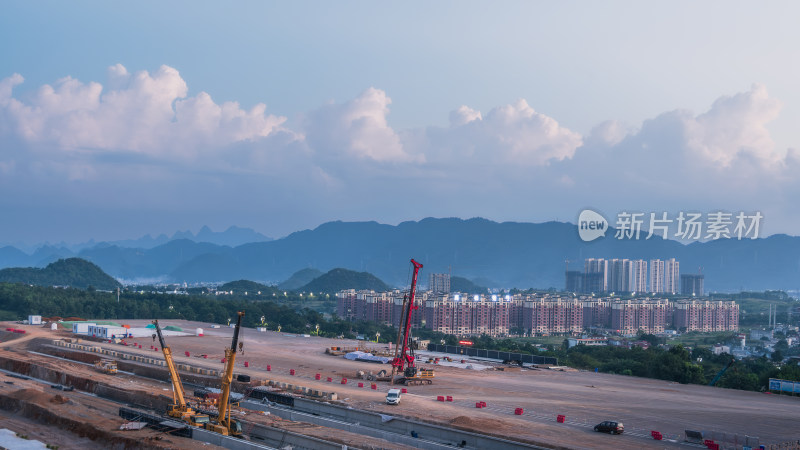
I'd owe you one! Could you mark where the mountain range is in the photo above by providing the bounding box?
[0,218,798,292]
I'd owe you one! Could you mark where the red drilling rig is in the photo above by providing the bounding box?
[390,258,434,385]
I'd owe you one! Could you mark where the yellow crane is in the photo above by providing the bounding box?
[153,319,210,427]
[204,311,244,437]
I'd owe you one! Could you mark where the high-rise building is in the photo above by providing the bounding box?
[608,259,631,292]
[649,259,664,293]
[428,273,451,294]
[681,274,704,296]
[584,258,608,292]
[631,260,647,293]
[565,270,583,293]
[664,258,680,294]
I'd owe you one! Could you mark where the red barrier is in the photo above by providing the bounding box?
[154,347,158,351]
[341,378,347,384]
[221,358,226,363]
[401,388,407,393]
[480,401,486,407]
[290,369,295,375]
[326,377,332,382]
[266,364,270,371]
[437,396,445,401]
[651,431,662,440]
[358,382,364,388]
[475,402,482,408]
[315,373,321,380]
[185,351,190,357]
[5,328,12,331]
[244,361,249,368]
[446,396,453,402]
[371,384,377,390]
[202,354,207,359]
[514,408,524,415]
[557,414,565,423]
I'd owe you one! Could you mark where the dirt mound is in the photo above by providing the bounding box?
[50,394,69,404]
[9,388,51,404]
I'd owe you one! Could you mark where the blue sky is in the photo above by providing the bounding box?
[2,2,800,244]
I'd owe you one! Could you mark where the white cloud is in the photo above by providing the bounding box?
[419,99,583,166]
[0,65,289,159]
[449,105,482,126]
[2,66,800,239]
[686,83,782,167]
[304,87,420,163]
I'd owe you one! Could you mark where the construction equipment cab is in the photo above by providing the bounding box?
[386,388,401,405]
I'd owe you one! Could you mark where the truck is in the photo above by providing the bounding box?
[95,359,118,374]
[386,388,402,405]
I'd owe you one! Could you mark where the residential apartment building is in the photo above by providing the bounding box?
[631,260,647,293]
[673,300,738,332]
[428,273,451,294]
[584,258,608,292]
[664,258,680,294]
[681,274,705,296]
[649,259,664,293]
[338,290,737,337]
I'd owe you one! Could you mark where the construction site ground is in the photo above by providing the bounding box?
[1,320,798,450]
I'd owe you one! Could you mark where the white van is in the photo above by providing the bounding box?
[386,388,401,405]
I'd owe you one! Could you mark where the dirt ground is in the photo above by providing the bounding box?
[5,320,799,450]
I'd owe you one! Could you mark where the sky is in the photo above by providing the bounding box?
[2,1,800,245]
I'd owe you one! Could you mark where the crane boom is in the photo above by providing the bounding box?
[205,311,244,437]
[153,320,208,426]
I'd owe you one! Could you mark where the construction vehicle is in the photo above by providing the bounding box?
[390,259,434,385]
[204,311,244,437]
[95,359,118,374]
[709,358,735,387]
[153,319,211,427]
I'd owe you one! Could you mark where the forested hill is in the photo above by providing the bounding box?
[299,268,391,294]
[0,258,121,290]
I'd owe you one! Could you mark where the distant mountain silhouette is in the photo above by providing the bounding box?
[0,218,798,291]
[0,258,121,290]
[299,268,391,294]
[218,279,280,296]
[451,276,489,293]
[279,268,324,291]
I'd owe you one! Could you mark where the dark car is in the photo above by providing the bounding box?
[594,421,624,434]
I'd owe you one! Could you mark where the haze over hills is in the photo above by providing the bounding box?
[0,225,272,254]
[0,218,799,291]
